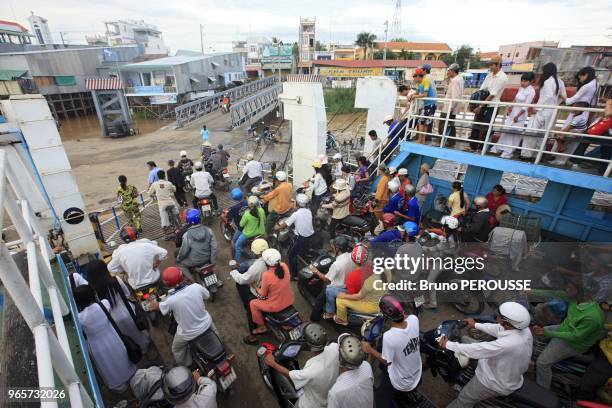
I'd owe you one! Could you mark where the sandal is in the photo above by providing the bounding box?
[242,335,259,345]
[252,328,268,335]
[322,313,334,320]
[333,316,348,326]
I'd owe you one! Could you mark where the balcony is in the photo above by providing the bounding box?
[125,85,177,96]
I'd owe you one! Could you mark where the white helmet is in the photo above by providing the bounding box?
[333,153,342,160]
[498,301,531,329]
[275,171,287,181]
[202,141,211,147]
[262,248,282,267]
[180,150,187,157]
[246,153,254,160]
[194,161,203,170]
[247,195,259,207]
[388,166,397,175]
[441,215,459,230]
[251,238,269,255]
[296,193,309,207]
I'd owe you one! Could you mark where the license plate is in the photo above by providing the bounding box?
[414,295,425,307]
[223,173,230,179]
[204,274,218,286]
[288,326,303,341]
[140,301,150,312]
[219,367,237,390]
[202,204,211,211]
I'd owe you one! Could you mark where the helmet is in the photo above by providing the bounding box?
[447,63,461,73]
[398,168,408,176]
[262,248,282,266]
[403,221,419,237]
[332,234,354,253]
[318,154,328,165]
[379,294,405,323]
[303,323,327,352]
[251,238,269,256]
[275,171,287,181]
[186,208,201,225]
[120,225,138,243]
[333,153,342,160]
[247,195,259,207]
[296,193,309,207]
[194,161,203,170]
[202,141,211,147]
[404,184,416,196]
[231,188,243,201]
[388,179,400,193]
[181,209,189,223]
[246,153,254,160]
[441,215,459,230]
[179,150,187,157]
[422,63,432,72]
[474,196,488,208]
[351,244,368,265]
[338,333,366,369]
[161,366,194,405]
[382,213,396,227]
[383,114,394,123]
[498,301,531,329]
[162,266,183,287]
[388,166,397,175]
[312,160,322,169]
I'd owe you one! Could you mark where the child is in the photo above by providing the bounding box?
[551,101,590,166]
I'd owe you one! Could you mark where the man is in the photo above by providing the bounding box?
[261,171,293,234]
[147,161,162,186]
[383,182,403,215]
[374,165,391,220]
[470,55,508,151]
[161,366,217,408]
[371,221,418,244]
[147,170,179,231]
[216,144,230,168]
[116,175,142,232]
[208,148,224,177]
[397,84,411,119]
[167,160,186,207]
[382,116,407,164]
[462,196,491,242]
[368,130,382,159]
[200,125,209,142]
[190,161,218,212]
[108,226,168,290]
[323,178,351,239]
[397,168,412,200]
[439,302,533,408]
[264,323,339,408]
[309,235,356,321]
[409,68,437,144]
[362,294,422,408]
[178,151,194,179]
[439,63,464,146]
[328,334,374,408]
[241,153,263,195]
[149,267,216,366]
[276,193,315,280]
[176,209,218,279]
[318,154,334,188]
[395,184,420,223]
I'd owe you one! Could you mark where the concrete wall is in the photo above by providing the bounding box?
[355,76,397,155]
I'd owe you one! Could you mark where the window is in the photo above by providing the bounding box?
[309,38,314,47]
[515,52,519,57]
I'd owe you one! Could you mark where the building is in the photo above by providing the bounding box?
[104,19,168,55]
[262,44,294,79]
[27,12,53,45]
[0,20,34,53]
[233,36,270,79]
[498,40,559,64]
[85,34,108,46]
[477,51,499,63]
[372,41,452,60]
[313,59,447,82]
[329,44,357,60]
[298,17,316,73]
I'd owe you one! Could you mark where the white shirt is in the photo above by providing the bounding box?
[147,180,177,208]
[176,377,217,408]
[310,173,328,196]
[107,241,167,289]
[536,76,567,108]
[229,258,268,297]
[159,283,212,340]
[381,315,422,392]
[566,78,597,106]
[444,74,465,114]
[243,160,263,179]
[480,70,508,102]
[327,361,374,408]
[509,85,536,122]
[325,252,357,288]
[289,343,340,408]
[446,322,533,395]
[334,162,343,179]
[190,170,214,198]
[71,273,88,287]
[285,208,315,237]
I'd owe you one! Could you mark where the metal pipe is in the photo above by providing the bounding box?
[0,150,7,233]
[534,108,559,165]
[111,206,120,230]
[481,103,499,155]
[440,102,451,148]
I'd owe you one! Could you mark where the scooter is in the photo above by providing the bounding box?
[263,306,304,342]
[190,263,222,302]
[297,252,335,307]
[188,327,237,395]
[257,341,303,408]
[326,131,339,153]
[420,320,561,408]
[198,197,213,225]
[213,168,231,192]
[135,283,163,327]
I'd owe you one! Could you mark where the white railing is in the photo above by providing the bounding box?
[0,150,94,408]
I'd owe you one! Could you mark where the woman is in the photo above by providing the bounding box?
[373,165,391,220]
[87,259,150,352]
[341,165,356,192]
[415,163,431,210]
[309,160,328,214]
[485,184,509,227]
[353,156,371,198]
[332,153,344,180]
[565,66,598,107]
[116,175,141,232]
[521,63,567,159]
[323,178,351,238]
[334,268,389,326]
[75,285,136,392]
[492,72,536,159]
[447,181,470,218]
[249,249,294,335]
[235,195,266,262]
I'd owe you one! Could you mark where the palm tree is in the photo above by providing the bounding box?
[355,32,377,60]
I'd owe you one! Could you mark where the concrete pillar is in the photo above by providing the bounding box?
[355,76,397,155]
[279,82,327,187]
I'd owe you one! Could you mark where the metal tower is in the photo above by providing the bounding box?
[391,0,402,39]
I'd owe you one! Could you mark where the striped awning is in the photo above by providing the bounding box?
[286,74,324,83]
[85,77,123,90]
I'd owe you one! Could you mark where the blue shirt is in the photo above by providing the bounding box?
[383,192,404,214]
[148,167,162,184]
[371,229,403,243]
[200,129,209,141]
[386,119,407,152]
[403,196,421,221]
[228,200,247,226]
[418,77,436,107]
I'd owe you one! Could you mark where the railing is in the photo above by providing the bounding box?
[229,84,283,128]
[174,77,279,128]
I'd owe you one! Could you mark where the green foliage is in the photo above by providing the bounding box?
[315,41,326,51]
[443,45,484,70]
[355,32,377,60]
[292,42,299,58]
[324,88,364,114]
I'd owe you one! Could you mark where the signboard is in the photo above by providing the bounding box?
[510,63,534,72]
[150,94,177,104]
[135,85,164,94]
[318,67,383,78]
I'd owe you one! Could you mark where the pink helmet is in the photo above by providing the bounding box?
[379,294,405,322]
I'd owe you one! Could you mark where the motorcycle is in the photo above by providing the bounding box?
[257,341,303,408]
[263,306,304,343]
[421,319,561,408]
[213,168,231,192]
[190,263,222,302]
[198,197,213,225]
[326,131,339,153]
[188,327,237,395]
[297,252,336,307]
[135,283,163,327]
[183,174,193,194]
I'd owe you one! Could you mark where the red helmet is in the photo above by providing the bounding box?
[120,225,138,243]
[382,213,396,227]
[379,294,405,323]
[162,267,183,287]
[351,244,368,265]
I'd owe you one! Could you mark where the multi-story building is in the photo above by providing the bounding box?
[27,12,54,45]
[233,36,271,79]
[104,19,168,55]
[372,41,452,61]
[498,41,559,64]
[329,44,357,60]
[262,44,294,79]
[0,20,34,53]
[298,17,316,73]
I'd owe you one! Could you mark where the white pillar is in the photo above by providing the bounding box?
[355,76,397,155]
[280,82,327,187]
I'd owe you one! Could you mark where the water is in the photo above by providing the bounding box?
[58,115,172,141]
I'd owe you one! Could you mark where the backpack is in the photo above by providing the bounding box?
[468,89,490,112]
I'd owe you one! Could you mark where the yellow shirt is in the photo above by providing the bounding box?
[263,182,293,214]
[375,174,391,202]
[448,191,469,217]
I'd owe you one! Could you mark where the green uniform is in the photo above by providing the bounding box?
[545,301,605,353]
[117,184,142,230]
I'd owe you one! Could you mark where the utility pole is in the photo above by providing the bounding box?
[59,32,66,46]
[383,20,389,60]
[200,24,204,55]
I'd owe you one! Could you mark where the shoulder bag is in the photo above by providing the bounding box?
[115,278,149,331]
[96,301,142,364]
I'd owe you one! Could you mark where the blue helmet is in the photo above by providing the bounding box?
[422,63,432,72]
[231,188,243,201]
[186,209,201,225]
[403,221,419,237]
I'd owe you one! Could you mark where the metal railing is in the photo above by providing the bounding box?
[174,77,279,128]
[229,84,283,128]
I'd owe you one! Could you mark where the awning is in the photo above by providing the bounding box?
[211,62,220,67]
[0,69,27,81]
[85,77,123,90]
[55,76,76,86]
[207,76,216,82]
[190,77,200,83]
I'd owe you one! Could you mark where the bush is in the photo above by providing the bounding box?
[324,88,364,114]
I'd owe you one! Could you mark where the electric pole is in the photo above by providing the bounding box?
[200,24,204,55]
[383,21,388,60]
[59,32,66,46]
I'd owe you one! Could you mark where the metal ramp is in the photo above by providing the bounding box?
[229,84,282,128]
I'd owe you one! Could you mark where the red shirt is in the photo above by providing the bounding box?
[486,192,508,227]
[345,266,373,294]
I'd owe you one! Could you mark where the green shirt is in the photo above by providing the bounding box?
[545,301,605,353]
[239,207,266,238]
[117,185,139,208]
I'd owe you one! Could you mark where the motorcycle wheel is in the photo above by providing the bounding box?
[270,325,285,343]
[450,280,485,315]
[221,223,234,242]
[257,355,274,392]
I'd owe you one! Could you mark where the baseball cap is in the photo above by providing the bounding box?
[413,68,425,76]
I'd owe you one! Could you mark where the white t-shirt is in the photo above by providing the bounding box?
[326,252,357,288]
[327,361,374,408]
[289,343,340,408]
[243,160,263,179]
[381,315,422,392]
[480,70,508,102]
[190,171,214,198]
[159,283,212,340]
[107,241,168,289]
[285,208,315,238]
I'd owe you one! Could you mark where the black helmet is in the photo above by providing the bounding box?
[303,323,327,352]
[120,225,138,243]
[161,366,194,405]
[379,294,405,323]
[332,234,353,253]
[338,333,366,369]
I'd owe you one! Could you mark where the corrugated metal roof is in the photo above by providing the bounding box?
[121,52,237,70]
[375,42,452,51]
[313,60,447,68]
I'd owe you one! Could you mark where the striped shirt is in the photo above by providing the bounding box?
[564,111,589,133]
[327,361,374,408]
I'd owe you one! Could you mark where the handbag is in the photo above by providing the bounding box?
[419,183,434,195]
[115,278,149,331]
[96,301,142,364]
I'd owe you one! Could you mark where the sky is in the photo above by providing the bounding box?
[6,0,612,54]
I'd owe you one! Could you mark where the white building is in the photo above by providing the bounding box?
[298,17,316,74]
[104,19,168,55]
[27,12,53,45]
[498,40,559,64]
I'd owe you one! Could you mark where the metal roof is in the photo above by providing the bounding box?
[313,59,447,68]
[121,53,236,70]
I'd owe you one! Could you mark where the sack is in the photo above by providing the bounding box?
[419,183,434,195]
[97,302,142,364]
[116,278,149,331]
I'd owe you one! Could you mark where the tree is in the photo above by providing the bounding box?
[373,50,398,60]
[355,32,377,60]
[389,37,408,42]
[397,49,415,60]
[315,41,326,51]
[292,42,299,59]
[442,44,485,70]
